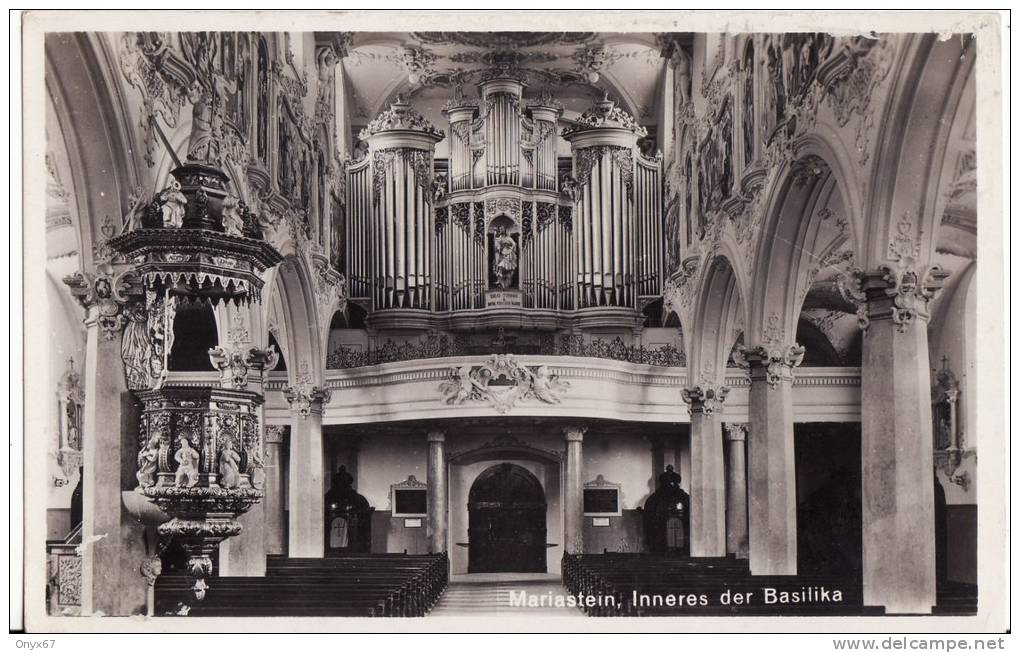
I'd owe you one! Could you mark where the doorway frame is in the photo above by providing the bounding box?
[447,436,563,575]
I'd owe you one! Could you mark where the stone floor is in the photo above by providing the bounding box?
[429,573,585,617]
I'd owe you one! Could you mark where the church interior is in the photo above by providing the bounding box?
[41,29,978,618]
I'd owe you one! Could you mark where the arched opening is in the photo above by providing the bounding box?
[796,318,844,366]
[168,302,218,371]
[468,463,547,573]
[795,423,863,578]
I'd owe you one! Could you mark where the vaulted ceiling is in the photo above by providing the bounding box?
[339,31,689,131]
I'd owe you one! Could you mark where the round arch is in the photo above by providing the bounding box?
[689,253,747,386]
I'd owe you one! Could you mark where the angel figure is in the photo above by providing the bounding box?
[135,434,161,490]
[431,173,448,203]
[161,180,188,229]
[530,365,565,405]
[174,436,200,488]
[221,194,245,237]
[218,438,241,489]
[440,365,476,405]
[560,174,579,203]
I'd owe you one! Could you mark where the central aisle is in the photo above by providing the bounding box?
[429,574,585,617]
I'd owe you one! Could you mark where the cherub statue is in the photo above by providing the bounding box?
[560,174,579,203]
[440,365,476,405]
[174,436,200,488]
[218,438,241,489]
[530,365,565,404]
[135,434,161,490]
[221,194,245,237]
[160,180,188,229]
[431,173,448,203]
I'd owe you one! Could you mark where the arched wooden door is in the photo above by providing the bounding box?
[468,463,547,573]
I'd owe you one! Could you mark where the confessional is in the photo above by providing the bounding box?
[324,465,374,555]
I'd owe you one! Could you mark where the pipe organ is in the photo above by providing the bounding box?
[345,75,663,333]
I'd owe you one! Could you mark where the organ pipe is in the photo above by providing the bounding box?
[346,86,657,320]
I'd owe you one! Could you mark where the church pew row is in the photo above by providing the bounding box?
[154,552,448,617]
[562,553,884,617]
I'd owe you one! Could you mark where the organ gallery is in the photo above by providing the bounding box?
[29,22,991,625]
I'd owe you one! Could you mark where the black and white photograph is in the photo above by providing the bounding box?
[13,9,1008,638]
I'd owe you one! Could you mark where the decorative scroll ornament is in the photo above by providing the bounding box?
[573,145,635,200]
[734,343,806,390]
[118,32,187,167]
[208,346,280,390]
[283,383,332,419]
[438,354,569,414]
[681,385,730,415]
[485,197,522,222]
[62,268,140,340]
[371,147,435,207]
[360,96,445,140]
[561,92,647,138]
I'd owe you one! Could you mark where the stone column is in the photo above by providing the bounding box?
[563,426,586,554]
[426,430,447,553]
[682,386,728,557]
[742,344,803,575]
[856,265,947,613]
[724,423,749,559]
[284,385,330,558]
[262,424,287,555]
[64,270,148,616]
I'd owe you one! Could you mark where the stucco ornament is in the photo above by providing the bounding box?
[439,354,569,414]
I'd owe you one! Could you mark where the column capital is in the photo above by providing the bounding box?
[724,422,748,442]
[564,425,587,442]
[427,430,446,443]
[264,424,288,444]
[865,264,949,332]
[62,268,144,340]
[734,344,805,389]
[682,385,729,415]
[283,385,331,418]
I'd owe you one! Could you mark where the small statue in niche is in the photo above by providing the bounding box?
[160,180,188,229]
[560,174,579,203]
[431,173,448,203]
[673,49,692,105]
[218,438,241,489]
[221,194,245,237]
[174,436,200,488]
[135,434,161,490]
[248,448,266,490]
[492,225,518,290]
